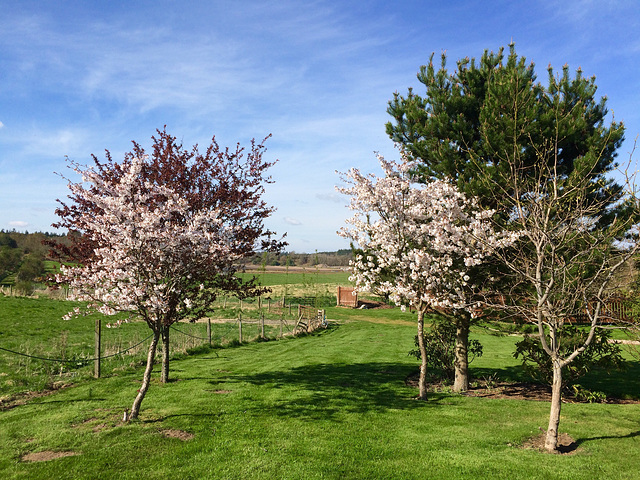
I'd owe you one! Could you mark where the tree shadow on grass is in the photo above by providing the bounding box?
[578,360,640,400]
[224,362,448,421]
[575,430,640,448]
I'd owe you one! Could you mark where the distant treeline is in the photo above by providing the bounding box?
[0,230,68,292]
[0,231,353,289]
[245,249,353,267]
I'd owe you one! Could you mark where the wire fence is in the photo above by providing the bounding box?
[0,301,329,402]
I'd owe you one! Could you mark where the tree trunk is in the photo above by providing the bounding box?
[417,309,428,400]
[129,329,160,421]
[161,324,170,383]
[453,314,470,392]
[545,360,563,452]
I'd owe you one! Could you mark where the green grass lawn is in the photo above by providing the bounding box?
[1,299,640,479]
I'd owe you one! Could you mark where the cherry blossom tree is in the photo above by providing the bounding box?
[337,151,514,398]
[54,130,282,420]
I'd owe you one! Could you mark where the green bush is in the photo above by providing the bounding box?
[514,325,625,387]
[14,280,34,296]
[572,384,608,403]
[408,319,483,380]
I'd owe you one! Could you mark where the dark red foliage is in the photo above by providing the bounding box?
[48,127,285,301]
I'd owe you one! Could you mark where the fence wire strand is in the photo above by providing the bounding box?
[0,333,155,364]
[0,309,323,367]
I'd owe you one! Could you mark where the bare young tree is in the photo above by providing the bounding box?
[476,99,639,452]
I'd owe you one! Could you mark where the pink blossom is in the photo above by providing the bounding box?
[57,157,242,324]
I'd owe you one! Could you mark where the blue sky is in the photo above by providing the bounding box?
[1,0,639,252]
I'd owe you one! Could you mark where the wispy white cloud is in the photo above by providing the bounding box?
[316,192,344,203]
[0,1,637,251]
[9,221,29,228]
[283,217,302,226]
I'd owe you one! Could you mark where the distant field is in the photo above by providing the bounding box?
[239,266,351,287]
[226,267,354,309]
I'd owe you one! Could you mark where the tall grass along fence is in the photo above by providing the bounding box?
[0,295,328,402]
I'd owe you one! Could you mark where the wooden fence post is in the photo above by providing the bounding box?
[94,317,101,378]
[238,313,243,343]
[207,318,212,346]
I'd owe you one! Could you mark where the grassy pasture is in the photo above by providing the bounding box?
[0,313,640,478]
[0,269,351,398]
[239,267,351,287]
[0,296,294,399]
[209,268,352,313]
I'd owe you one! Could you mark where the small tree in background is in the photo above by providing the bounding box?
[54,129,282,420]
[337,151,514,398]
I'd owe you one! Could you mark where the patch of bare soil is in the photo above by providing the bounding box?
[0,382,73,411]
[21,451,78,462]
[521,430,580,454]
[465,381,640,404]
[465,382,554,402]
[74,417,113,433]
[160,429,194,441]
[71,408,127,433]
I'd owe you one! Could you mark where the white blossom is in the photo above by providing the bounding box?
[337,150,514,314]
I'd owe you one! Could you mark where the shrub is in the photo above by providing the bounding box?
[408,319,483,380]
[514,325,625,387]
[572,384,608,403]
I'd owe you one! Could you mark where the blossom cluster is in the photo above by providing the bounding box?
[337,150,516,313]
[57,157,241,324]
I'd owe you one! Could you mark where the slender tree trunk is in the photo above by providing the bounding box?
[545,360,563,452]
[129,329,161,421]
[453,314,470,392]
[417,308,428,400]
[161,324,170,383]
